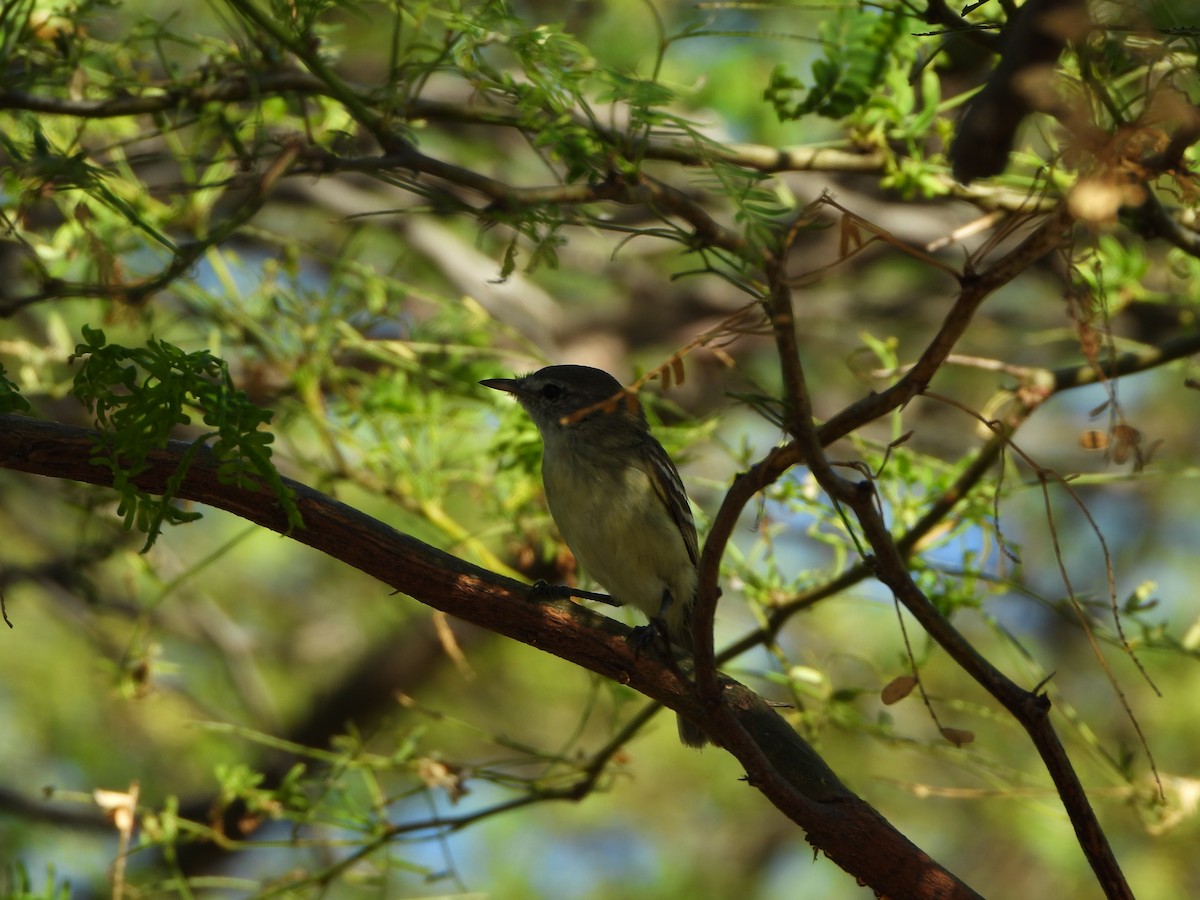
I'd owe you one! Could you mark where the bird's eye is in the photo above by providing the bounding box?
[540,383,563,401]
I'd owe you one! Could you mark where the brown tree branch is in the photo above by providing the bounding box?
[779,285,1133,896]
[701,204,1077,589]
[0,413,981,899]
[0,80,886,175]
[949,0,1091,183]
[921,0,1005,52]
[0,72,1037,207]
[696,198,1140,895]
[718,328,1200,660]
[847,492,1134,899]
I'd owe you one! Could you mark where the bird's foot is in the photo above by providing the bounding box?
[628,616,672,659]
[529,580,570,602]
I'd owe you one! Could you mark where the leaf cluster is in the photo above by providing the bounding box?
[0,363,31,414]
[70,325,300,550]
[765,9,910,122]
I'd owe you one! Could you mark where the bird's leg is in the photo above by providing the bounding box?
[628,588,675,658]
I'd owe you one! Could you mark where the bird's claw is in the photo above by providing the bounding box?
[628,617,672,659]
[530,580,570,602]
[530,580,621,608]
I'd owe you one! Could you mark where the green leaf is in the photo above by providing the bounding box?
[70,334,301,550]
[0,363,31,414]
[766,9,909,121]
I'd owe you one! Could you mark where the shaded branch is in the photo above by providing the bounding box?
[949,0,1090,183]
[719,328,1200,660]
[781,282,1132,896]
[0,80,886,175]
[699,201,1136,896]
[702,204,1077,569]
[921,0,1005,52]
[0,159,748,315]
[1127,191,1200,258]
[846,488,1133,899]
[0,140,300,317]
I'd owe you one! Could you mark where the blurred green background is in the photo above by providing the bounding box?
[1,0,1198,897]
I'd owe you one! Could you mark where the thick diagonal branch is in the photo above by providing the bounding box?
[0,414,980,899]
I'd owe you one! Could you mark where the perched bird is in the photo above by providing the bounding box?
[482,365,708,747]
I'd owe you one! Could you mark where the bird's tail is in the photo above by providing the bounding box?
[671,609,709,749]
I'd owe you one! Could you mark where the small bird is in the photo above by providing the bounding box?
[481,365,708,747]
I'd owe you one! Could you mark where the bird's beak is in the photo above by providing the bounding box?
[480,377,523,396]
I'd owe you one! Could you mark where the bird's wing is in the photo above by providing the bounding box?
[643,438,699,568]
